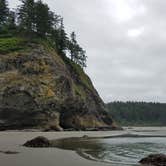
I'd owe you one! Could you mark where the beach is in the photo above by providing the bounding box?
[0,127,166,166]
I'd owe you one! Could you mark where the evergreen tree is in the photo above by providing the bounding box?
[47,11,59,34]
[7,11,16,30]
[77,47,87,68]
[34,0,53,36]
[0,0,9,26]
[69,32,77,61]
[50,14,61,31]
[68,32,87,68]
[56,18,68,54]
[48,14,61,47]
[18,0,35,33]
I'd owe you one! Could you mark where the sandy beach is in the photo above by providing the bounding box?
[0,127,166,166]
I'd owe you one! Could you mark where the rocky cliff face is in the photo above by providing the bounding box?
[0,41,115,131]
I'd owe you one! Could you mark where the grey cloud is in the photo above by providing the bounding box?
[9,0,166,102]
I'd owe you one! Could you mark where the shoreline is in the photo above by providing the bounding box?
[0,130,129,166]
[0,127,166,166]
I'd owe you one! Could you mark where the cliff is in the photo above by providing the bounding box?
[0,37,115,131]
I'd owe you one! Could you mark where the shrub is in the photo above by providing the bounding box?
[0,37,26,53]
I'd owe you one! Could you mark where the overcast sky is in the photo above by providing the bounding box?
[9,0,166,103]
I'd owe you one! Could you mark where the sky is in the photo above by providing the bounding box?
[9,0,166,103]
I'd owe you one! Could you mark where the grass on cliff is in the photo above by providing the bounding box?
[0,36,55,54]
[64,57,93,91]
[0,37,26,54]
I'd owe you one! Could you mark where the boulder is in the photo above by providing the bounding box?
[23,136,51,147]
[140,154,166,166]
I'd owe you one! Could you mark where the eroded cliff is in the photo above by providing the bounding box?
[0,38,116,131]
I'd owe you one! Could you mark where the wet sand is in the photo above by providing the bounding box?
[0,127,166,166]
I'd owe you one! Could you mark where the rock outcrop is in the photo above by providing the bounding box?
[23,136,51,147]
[0,41,115,131]
[140,154,166,166]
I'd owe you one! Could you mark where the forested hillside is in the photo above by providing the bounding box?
[0,0,86,68]
[107,102,166,126]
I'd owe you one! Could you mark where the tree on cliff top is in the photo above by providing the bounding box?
[18,0,35,33]
[1,0,87,68]
[0,0,9,26]
[35,0,54,36]
[55,18,68,55]
[68,32,87,68]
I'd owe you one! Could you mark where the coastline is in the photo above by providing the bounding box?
[0,131,127,166]
[0,127,166,166]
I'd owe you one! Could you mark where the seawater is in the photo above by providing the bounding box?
[54,136,166,165]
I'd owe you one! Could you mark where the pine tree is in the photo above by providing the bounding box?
[56,18,68,54]
[77,47,87,68]
[7,11,16,30]
[69,32,77,61]
[47,11,57,34]
[0,0,9,26]
[68,32,87,68]
[18,0,35,33]
[34,0,52,36]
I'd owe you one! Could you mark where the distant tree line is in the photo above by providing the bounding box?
[107,101,166,126]
[0,0,87,68]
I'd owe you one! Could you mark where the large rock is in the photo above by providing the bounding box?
[0,42,116,131]
[140,154,166,166]
[23,136,51,147]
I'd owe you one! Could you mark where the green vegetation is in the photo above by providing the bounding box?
[64,56,92,91]
[0,0,87,68]
[69,32,87,68]
[0,0,9,25]
[0,37,26,53]
[107,102,166,126]
[70,62,92,90]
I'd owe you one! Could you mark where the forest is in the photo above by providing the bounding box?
[107,102,166,126]
[0,0,87,68]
